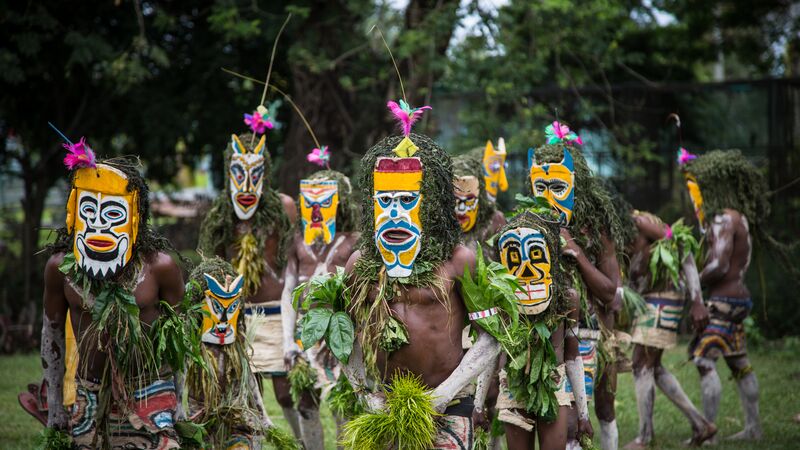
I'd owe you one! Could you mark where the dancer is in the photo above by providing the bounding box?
[41,131,185,448]
[622,209,716,448]
[680,148,767,440]
[453,152,506,255]
[197,130,298,435]
[481,138,509,203]
[531,121,625,450]
[184,258,296,449]
[326,100,501,449]
[494,208,593,450]
[281,166,359,449]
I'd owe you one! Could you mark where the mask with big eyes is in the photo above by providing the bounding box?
[454,175,480,232]
[482,139,508,202]
[300,179,339,245]
[498,227,553,315]
[529,147,575,226]
[201,272,244,345]
[66,164,139,280]
[373,157,423,278]
[229,134,266,220]
[684,172,706,232]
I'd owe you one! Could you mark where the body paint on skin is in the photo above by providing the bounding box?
[41,315,69,429]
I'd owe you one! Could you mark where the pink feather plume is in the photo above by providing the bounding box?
[387,100,431,136]
[63,137,96,170]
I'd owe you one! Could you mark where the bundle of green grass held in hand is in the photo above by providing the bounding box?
[340,373,440,450]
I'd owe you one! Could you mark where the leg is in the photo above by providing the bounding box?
[297,387,324,450]
[537,405,570,450]
[271,375,301,438]
[565,403,580,449]
[725,356,762,440]
[624,344,659,449]
[693,356,721,425]
[504,419,536,450]
[654,363,716,445]
[594,364,617,450]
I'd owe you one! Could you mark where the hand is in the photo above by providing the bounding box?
[365,391,386,412]
[578,417,594,439]
[690,301,709,332]
[283,341,303,371]
[560,228,582,258]
[472,406,489,431]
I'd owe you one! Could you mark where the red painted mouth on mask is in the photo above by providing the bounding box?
[86,237,115,251]
[457,214,469,225]
[382,228,413,244]
[237,194,257,207]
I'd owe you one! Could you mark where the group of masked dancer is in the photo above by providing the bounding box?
[24,80,774,450]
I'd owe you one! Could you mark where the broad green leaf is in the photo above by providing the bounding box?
[300,308,332,349]
[326,311,355,363]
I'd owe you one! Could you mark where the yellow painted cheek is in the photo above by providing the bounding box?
[461,208,478,232]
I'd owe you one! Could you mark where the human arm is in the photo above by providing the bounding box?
[155,252,184,307]
[281,238,302,370]
[472,352,499,429]
[562,228,621,308]
[41,254,70,430]
[563,288,593,438]
[682,248,709,332]
[430,328,501,412]
[699,213,735,286]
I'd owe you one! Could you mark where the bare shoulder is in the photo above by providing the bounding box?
[44,252,66,282]
[279,192,298,223]
[449,244,476,277]
[345,250,362,274]
[148,251,181,280]
[490,210,507,234]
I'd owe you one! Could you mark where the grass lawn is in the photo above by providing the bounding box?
[1,341,798,449]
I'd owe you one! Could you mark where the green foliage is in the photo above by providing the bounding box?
[263,426,302,450]
[327,376,365,419]
[618,286,648,330]
[340,373,440,450]
[288,357,318,405]
[174,420,208,449]
[151,297,206,374]
[504,318,561,422]
[379,315,409,353]
[34,428,71,450]
[458,246,521,350]
[649,219,699,289]
[294,268,356,363]
[473,426,490,450]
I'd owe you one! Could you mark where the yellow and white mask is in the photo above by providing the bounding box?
[229,134,266,220]
[454,175,480,233]
[373,150,423,278]
[300,179,339,245]
[482,138,508,202]
[66,164,139,280]
[529,147,575,226]
[684,172,706,232]
[201,272,244,345]
[498,227,553,315]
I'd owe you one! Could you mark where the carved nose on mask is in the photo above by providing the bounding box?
[519,262,544,281]
[312,205,323,223]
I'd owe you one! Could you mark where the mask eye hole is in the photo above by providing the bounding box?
[211,298,224,316]
[321,197,333,207]
[550,182,567,196]
[228,299,240,314]
[528,244,547,263]
[80,203,97,219]
[400,194,417,205]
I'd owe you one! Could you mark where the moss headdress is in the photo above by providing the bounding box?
[682,149,769,227]
[354,132,460,281]
[453,152,496,241]
[50,156,172,283]
[532,143,627,262]
[301,169,358,233]
[198,132,293,295]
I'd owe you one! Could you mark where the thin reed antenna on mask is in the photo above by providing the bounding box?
[223,68,321,150]
[250,13,292,147]
[370,25,406,103]
[667,113,683,147]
